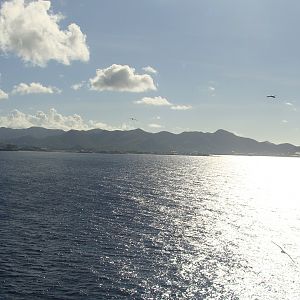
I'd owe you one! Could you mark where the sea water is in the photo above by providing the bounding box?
[1,152,299,299]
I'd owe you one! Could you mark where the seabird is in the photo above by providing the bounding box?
[272,241,296,264]
[130,117,138,121]
[267,95,276,99]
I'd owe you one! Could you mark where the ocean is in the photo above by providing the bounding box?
[0,152,299,299]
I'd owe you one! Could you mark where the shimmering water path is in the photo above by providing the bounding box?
[1,152,299,299]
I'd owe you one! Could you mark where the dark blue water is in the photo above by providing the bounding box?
[1,152,299,299]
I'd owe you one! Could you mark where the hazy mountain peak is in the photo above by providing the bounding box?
[130,128,147,133]
[0,127,299,156]
[214,129,235,136]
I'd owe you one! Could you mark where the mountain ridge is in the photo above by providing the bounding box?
[0,127,299,156]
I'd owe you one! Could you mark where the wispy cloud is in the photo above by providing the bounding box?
[208,85,216,97]
[135,96,171,106]
[171,105,192,111]
[0,0,89,66]
[142,66,158,74]
[285,102,297,111]
[148,123,163,128]
[89,64,156,92]
[71,81,85,91]
[0,108,130,131]
[12,82,61,95]
[0,88,8,100]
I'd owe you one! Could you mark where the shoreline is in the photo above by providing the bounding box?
[0,148,299,158]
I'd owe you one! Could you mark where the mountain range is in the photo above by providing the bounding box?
[0,127,299,156]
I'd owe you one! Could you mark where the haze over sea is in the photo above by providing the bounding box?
[1,152,300,299]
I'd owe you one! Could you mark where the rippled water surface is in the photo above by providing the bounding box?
[1,152,300,299]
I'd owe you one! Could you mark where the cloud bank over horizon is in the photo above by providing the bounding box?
[89,64,156,92]
[148,123,163,128]
[0,0,89,66]
[0,108,130,131]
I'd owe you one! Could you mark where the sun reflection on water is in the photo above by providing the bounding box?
[2,152,299,299]
[133,155,300,299]
[196,156,300,299]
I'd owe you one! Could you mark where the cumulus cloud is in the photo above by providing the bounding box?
[0,88,8,99]
[171,105,192,110]
[89,64,156,92]
[12,82,61,95]
[135,96,192,111]
[148,123,163,128]
[142,66,157,74]
[0,0,89,66]
[135,96,171,106]
[0,108,132,131]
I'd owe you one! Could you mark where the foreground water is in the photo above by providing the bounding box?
[0,152,299,299]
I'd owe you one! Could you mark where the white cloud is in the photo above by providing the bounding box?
[89,64,156,92]
[0,108,131,131]
[142,66,158,74]
[171,105,192,110]
[135,96,192,111]
[148,123,163,128]
[0,0,89,66]
[135,96,171,106]
[71,81,85,90]
[0,88,8,99]
[12,82,61,95]
[285,102,297,111]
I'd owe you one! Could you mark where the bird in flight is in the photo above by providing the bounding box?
[130,117,138,121]
[267,95,276,99]
[272,241,296,264]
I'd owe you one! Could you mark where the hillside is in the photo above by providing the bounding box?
[0,127,299,156]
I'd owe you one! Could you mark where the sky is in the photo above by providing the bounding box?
[0,0,299,145]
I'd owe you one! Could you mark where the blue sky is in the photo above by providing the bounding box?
[0,0,299,144]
